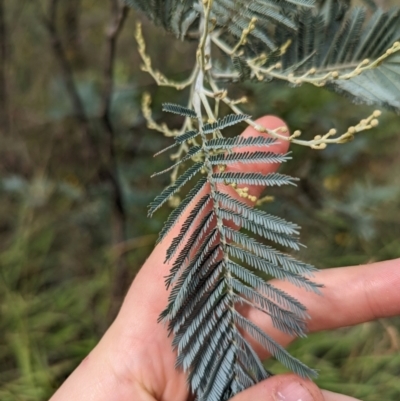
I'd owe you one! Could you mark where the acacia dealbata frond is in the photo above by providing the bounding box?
[150,104,319,400]
[124,0,314,45]
[127,0,400,113]
[269,2,400,112]
[221,0,400,113]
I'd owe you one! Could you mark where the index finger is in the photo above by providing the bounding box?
[305,258,400,332]
[244,258,400,357]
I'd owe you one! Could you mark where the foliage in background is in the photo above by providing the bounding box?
[0,0,399,400]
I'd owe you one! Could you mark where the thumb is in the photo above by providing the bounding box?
[231,374,362,401]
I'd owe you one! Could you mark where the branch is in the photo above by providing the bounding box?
[40,1,131,311]
[101,1,130,120]
[42,0,89,129]
[101,0,133,322]
[100,0,130,227]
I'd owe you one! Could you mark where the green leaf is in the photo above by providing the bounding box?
[215,191,300,235]
[166,194,212,261]
[222,226,316,275]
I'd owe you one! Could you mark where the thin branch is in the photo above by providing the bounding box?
[40,0,130,274]
[42,0,90,129]
[101,1,130,119]
[100,0,130,226]
[101,0,132,322]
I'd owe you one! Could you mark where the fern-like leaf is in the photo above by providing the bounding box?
[233,56,252,81]
[203,114,250,133]
[227,248,321,292]
[157,177,208,243]
[261,4,400,112]
[124,0,315,49]
[233,312,317,377]
[150,104,319,400]
[222,226,316,275]
[206,136,277,150]
[166,194,212,261]
[176,129,201,144]
[214,191,300,234]
[209,151,291,165]
[163,102,198,118]
[212,171,298,186]
[151,145,202,177]
[149,162,204,216]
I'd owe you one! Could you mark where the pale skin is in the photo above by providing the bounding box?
[50,116,400,401]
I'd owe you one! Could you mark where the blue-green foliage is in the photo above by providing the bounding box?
[126,0,400,112]
[151,104,318,401]
[270,3,400,113]
[124,0,314,45]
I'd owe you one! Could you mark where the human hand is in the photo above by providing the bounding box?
[50,116,400,401]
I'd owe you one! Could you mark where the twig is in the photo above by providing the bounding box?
[44,0,88,127]
[101,1,129,119]
[101,0,132,322]
[100,0,130,232]
[41,0,101,166]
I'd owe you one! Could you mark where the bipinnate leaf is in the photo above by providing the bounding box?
[123,0,315,48]
[148,104,319,401]
[249,4,400,112]
[126,0,400,111]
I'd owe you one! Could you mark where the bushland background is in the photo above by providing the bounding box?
[0,1,399,400]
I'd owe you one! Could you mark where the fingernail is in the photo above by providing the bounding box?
[275,381,314,401]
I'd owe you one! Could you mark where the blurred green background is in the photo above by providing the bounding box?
[0,1,399,400]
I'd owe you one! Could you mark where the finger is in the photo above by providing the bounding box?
[298,258,400,332]
[230,374,325,401]
[243,258,400,358]
[230,374,362,401]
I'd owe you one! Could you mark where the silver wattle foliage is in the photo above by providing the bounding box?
[127,0,400,113]
[151,106,320,401]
